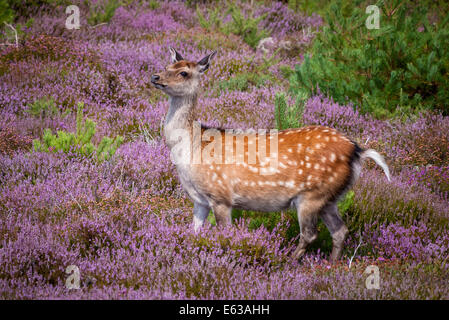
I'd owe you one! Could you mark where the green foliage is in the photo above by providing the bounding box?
[224,4,269,49]
[0,0,33,46]
[274,92,306,130]
[196,3,270,49]
[207,210,216,226]
[147,0,160,10]
[4,0,67,19]
[196,6,222,31]
[232,208,300,243]
[33,102,123,161]
[217,72,270,92]
[87,0,121,26]
[26,96,69,118]
[290,0,449,117]
[0,0,14,25]
[186,0,221,7]
[280,64,294,79]
[215,52,282,93]
[338,190,355,215]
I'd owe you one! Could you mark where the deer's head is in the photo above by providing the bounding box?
[151,47,217,97]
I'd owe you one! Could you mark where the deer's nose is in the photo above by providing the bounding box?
[151,74,160,82]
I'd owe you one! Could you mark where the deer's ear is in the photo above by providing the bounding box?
[169,47,184,63]
[197,51,217,73]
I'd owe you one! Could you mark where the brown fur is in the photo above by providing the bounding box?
[189,126,357,209]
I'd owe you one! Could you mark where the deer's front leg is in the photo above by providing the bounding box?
[212,203,232,226]
[193,202,210,232]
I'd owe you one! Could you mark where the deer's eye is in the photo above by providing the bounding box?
[180,71,188,77]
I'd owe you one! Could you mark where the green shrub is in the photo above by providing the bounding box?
[231,208,300,243]
[224,4,269,49]
[288,0,333,16]
[4,0,66,19]
[33,102,124,161]
[196,3,270,49]
[26,96,68,118]
[217,72,270,92]
[87,0,121,26]
[147,0,160,10]
[274,91,307,130]
[0,0,14,25]
[289,0,449,117]
[338,190,355,216]
[196,6,222,31]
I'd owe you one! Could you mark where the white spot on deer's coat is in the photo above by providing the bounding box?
[249,166,258,173]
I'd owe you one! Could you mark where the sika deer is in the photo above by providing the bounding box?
[151,48,391,263]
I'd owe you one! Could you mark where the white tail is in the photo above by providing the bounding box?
[361,149,391,181]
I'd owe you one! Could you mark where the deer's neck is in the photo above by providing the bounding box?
[164,94,196,149]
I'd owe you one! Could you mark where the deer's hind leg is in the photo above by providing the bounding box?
[292,194,327,261]
[319,201,349,263]
[212,203,232,226]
